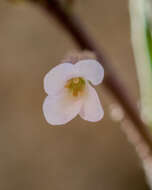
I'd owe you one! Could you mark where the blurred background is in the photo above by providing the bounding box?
[0,0,150,189]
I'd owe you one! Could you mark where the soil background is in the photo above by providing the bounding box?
[0,0,150,189]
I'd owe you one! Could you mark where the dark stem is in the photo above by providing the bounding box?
[38,0,152,155]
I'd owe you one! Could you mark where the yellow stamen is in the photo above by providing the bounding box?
[65,77,85,97]
[73,77,80,84]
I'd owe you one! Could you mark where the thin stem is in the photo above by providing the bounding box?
[38,0,152,156]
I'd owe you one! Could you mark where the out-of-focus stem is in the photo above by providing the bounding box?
[37,0,152,158]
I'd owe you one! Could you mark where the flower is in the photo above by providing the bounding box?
[43,59,104,125]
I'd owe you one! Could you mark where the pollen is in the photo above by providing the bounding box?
[65,77,86,97]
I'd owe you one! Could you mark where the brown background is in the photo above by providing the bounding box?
[0,0,150,189]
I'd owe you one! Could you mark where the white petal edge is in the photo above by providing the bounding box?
[44,63,74,95]
[43,92,82,125]
[79,84,104,122]
[75,59,104,85]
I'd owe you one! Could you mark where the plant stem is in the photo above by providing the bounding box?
[38,0,152,158]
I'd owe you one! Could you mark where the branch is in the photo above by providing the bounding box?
[37,0,152,158]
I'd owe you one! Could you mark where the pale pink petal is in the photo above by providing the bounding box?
[79,84,104,122]
[75,59,104,85]
[44,63,74,95]
[43,92,82,125]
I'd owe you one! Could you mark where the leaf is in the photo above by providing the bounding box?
[129,0,152,126]
[146,20,152,67]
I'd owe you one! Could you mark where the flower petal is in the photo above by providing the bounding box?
[75,59,104,85]
[43,92,82,125]
[44,63,74,95]
[79,84,104,122]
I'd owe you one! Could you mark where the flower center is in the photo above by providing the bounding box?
[65,77,86,97]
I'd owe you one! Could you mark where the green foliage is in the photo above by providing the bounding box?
[129,0,152,126]
[146,21,152,68]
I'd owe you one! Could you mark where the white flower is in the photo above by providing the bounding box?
[43,59,104,125]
